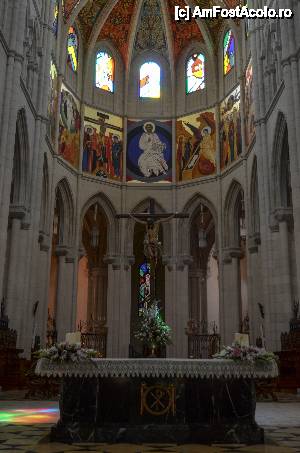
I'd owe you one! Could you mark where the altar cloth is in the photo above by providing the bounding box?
[36,357,278,379]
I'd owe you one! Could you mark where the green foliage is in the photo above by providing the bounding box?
[134,300,172,347]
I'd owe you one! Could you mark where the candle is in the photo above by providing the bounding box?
[65,332,81,345]
[234,333,250,347]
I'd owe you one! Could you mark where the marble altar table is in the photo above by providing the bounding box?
[36,357,278,444]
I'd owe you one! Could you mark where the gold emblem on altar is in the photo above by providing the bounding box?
[140,383,176,416]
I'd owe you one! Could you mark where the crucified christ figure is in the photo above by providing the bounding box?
[143,221,162,265]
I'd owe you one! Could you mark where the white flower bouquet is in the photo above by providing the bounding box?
[213,342,277,363]
[36,342,99,363]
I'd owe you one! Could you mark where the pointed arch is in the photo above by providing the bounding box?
[223,180,244,247]
[250,156,260,236]
[55,178,75,246]
[80,192,118,255]
[271,112,291,209]
[178,193,218,256]
[10,109,30,209]
[39,154,50,234]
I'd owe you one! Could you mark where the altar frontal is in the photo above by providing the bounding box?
[36,357,278,445]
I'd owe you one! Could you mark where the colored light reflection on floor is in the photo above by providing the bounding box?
[0,407,59,424]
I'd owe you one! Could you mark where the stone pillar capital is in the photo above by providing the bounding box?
[55,245,69,257]
[248,233,261,254]
[273,207,293,223]
[176,255,193,271]
[103,254,122,270]
[9,205,26,220]
[123,255,135,271]
[161,255,177,271]
[38,232,50,252]
[222,247,243,263]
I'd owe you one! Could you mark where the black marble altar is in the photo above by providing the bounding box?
[51,376,263,444]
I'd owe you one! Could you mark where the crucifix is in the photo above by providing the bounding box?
[116,199,189,299]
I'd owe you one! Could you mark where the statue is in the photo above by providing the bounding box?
[143,221,162,264]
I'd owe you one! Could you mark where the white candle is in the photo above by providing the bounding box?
[66,332,81,345]
[234,333,250,347]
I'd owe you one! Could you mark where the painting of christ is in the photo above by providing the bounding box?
[127,119,172,182]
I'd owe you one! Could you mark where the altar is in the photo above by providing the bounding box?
[36,357,278,445]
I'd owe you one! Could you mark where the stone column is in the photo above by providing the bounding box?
[188,269,201,321]
[174,255,193,358]
[37,236,51,347]
[87,265,108,325]
[105,254,134,358]
[273,208,294,337]
[222,248,242,345]
[248,234,262,344]
[162,256,176,358]
[55,246,68,342]
[0,0,28,300]
[199,268,208,326]
[5,216,22,334]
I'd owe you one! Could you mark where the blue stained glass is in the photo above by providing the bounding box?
[138,262,151,315]
[224,30,235,75]
[67,26,78,72]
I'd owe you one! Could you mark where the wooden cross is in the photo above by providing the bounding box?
[116,198,189,225]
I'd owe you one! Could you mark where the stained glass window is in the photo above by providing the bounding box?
[186,53,205,93]
[138,262,151,315]
[223,30,235,75]
[53,1,59,37]
[139,62,160,98]
[67,26,78,72]
[95,51,115,92]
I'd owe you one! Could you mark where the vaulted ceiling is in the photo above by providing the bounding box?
[63,0,241,63]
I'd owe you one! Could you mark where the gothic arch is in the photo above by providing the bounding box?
[39,154,49,234]
[80,192,118,255]
[223,180,244,247]
[10,109,30,209]
[55,178,75,246]
[250,156,260,236]
[178,193,218,256]
[271,112,290,209]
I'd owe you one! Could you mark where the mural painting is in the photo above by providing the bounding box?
[48,61,59,146]
[220,85,242,169]
[58,85,81,168]
[127,119,172,182]
[82,106,123,181]
[176,110,216,182]
[245,59,255,148]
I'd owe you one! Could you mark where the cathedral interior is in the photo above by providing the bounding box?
[0,0,300,451]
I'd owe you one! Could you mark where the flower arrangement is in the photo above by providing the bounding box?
[134,300,172,348]
[36,342,99,363]
[213,342,277,364]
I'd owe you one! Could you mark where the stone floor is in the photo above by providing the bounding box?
[0,396,300,452]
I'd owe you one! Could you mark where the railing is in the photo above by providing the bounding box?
[81,332,107,357]
[187,334,220,359]
[281,331,300,351]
